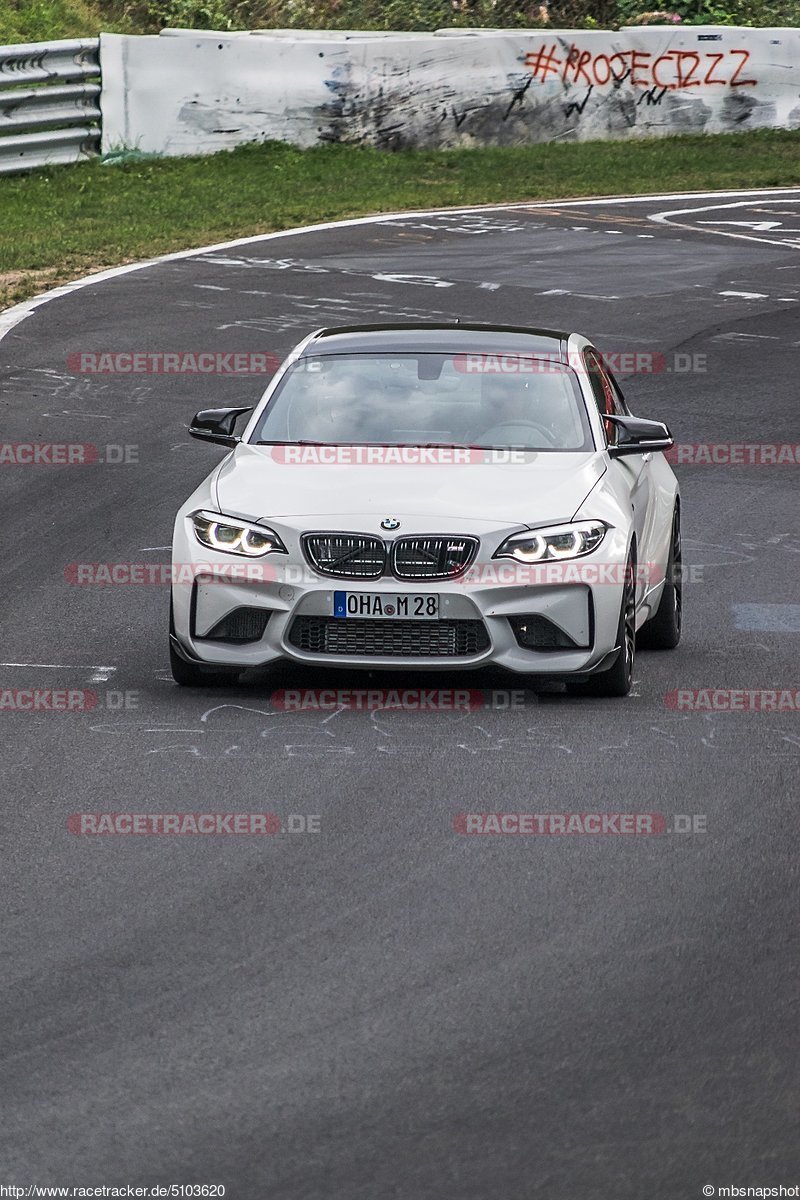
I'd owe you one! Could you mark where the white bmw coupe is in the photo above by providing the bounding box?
[170,323,681,696]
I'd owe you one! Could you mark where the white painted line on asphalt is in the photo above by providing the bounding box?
[699,219,787,230]
[0,662,117,669]
[1,187,798,346]
[0,662,117,682]
[713,332,779,341]
[717,290,769,299]
[41,410,113,419]
[650,198,800,249]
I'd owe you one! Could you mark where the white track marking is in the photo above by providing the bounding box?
[1,187,799,344]
[650,198,800,249]
[699,220,787,230]
[717,290,769,299]
[713,332,779,341]
[0,662,116,683]
[0,661,116,669]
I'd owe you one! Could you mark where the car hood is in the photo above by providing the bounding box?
[213,444,606,527]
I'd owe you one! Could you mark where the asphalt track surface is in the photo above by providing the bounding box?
[2,189,799,1198]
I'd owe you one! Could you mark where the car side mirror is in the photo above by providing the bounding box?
[189,407,253,447]
[606,414,673,457]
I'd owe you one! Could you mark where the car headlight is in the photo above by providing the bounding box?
[494,520,607,563]
[191,510,287,557]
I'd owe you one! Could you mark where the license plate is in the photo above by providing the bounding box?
[333,591,439,619]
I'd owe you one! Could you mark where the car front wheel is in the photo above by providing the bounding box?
[566,552,636,698]
[638,506,682,650]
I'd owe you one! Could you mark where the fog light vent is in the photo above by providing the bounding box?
[509,615,579,651]
[203,607,271,643]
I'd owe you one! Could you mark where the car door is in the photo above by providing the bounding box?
[584,349,655,607]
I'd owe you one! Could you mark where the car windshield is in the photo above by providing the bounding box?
[249,352,594,452]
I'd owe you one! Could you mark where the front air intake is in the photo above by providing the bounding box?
[288,616,489,657]
[508,615,582,651]
[202,607,271,643]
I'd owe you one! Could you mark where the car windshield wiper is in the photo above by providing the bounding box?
[414,442,485,450]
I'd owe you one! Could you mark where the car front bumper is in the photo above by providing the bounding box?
[171,518,637,677]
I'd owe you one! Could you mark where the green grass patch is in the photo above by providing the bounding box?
[1,129,799,311]
[0,0,132,41]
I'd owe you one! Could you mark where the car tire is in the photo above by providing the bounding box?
[638,505,682,651]
[566,552,636,698]
[169,601,240,687]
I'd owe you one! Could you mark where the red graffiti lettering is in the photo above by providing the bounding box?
[525,43,564,82]
[525,44,760,91]
[675,51,701,89]
[609,51,632,82]
[703,52,726,85]
[730,48,757,86]
[592,53,612,85]
[630,50,652,87]
[652,54,675,89]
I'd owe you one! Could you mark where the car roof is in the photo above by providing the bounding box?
[301,323,571,359]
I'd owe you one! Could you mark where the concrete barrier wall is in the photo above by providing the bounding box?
[100,26,800,156]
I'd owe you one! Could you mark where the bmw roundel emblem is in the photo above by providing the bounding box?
[380,517,401,531]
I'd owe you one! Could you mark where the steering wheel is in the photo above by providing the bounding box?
[478,420,558,448]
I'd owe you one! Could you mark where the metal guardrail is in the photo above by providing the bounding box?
[0,39,101,175]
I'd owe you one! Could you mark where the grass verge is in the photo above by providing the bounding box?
[1,129,799,313]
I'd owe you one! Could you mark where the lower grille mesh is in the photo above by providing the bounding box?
[509,614,581,651]
[202,607,271,643]
[288,617,489,657]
